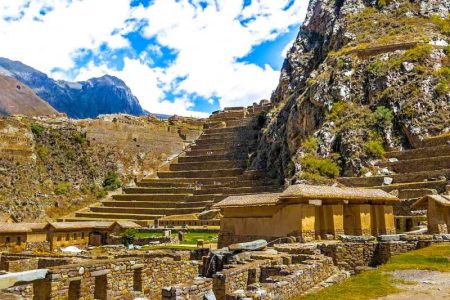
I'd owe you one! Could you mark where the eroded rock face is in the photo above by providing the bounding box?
[252,0,450,182]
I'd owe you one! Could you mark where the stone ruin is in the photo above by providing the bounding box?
[0,235,449,299]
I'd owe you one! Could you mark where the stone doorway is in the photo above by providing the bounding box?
[133,268,143,292]
[94,275,108,300]
[68,279,81,300]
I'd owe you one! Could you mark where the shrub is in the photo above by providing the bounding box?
[303,137,319,154]
[102,171,122,191]
[430,15,450,35]
[31,123,45,137]
[373,106,393,128]
[402,44,432,62]
[54,182,72,195]
[93,185,108,199]
[301,155,340,179]
[73,132,86,144]
[364,140,385,158]
[121,229,137,247]
[36,145,49,160]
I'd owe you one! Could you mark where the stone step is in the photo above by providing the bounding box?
[136,181,196,188]
[377,155,450,173]
[75,211,163,220]
[169,160,245,171]
[195,137,249,146]
[89,206,205,216]
[101,200,213,208]
[178,154,245,163]
[338,168,450,187]
[157,168,244,178]
[123,187,195,194]
[397,188,437,200]
[203,126,250,134]
[198,130,257,141]
[371,180,448,193]
[185,148,239,157]
[190,141,254,151]
[420,133,450,148]
[140,177,239,185]
[385,144,450,160]
[192,185,283,195]
[241,170,271,180]
[112,194,226,202]
[228,179,280,187]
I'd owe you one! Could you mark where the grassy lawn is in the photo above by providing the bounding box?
[296,243,450,300]
[134,231,218,250]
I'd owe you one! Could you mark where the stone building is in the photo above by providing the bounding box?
[0,223,49,251]
[215,184,399,247]
[412,194,450,234]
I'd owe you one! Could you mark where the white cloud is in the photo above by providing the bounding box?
[75,59,209,118]
[0,0,131,73]
[0,0,308,116]
[133,0,307,108]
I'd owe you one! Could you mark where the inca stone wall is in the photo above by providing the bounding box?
[32,255,200,300]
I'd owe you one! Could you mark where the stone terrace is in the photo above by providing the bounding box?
[338,134,450,232]
[66,101,283,226]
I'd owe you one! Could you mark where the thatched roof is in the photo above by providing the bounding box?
[213,184,398,209]
[0,223,49,233]
[280,184,398,202]
[49,221,115,230]
[213,193,281,208]
[114,221,141,229]
[412,194,450,208]
[0,223,32,233]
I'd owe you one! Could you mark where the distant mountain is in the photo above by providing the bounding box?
[0,74,57,117]
[0,57,146,119]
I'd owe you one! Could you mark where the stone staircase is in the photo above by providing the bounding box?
[338,133,450,232]
[63,102,282,226]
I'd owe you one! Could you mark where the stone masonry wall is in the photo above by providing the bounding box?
[35,255,200,300]
[318,240,438,274]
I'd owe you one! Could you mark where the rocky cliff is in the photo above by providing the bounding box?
[0,58,145,119]
[252,0,449,183]
[0,75,57,116]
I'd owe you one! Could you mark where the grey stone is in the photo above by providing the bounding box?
[0,269,48,289]
[378,235,404,241]
[338,235,376,242]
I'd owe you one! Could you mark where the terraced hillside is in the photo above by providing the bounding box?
[338,134,450,232]
[64,102,282,226]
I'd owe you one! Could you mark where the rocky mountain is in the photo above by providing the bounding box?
[251,0,449,183]
[0,74,57,116]
[0,57,146,119]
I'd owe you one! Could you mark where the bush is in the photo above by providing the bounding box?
[303,137,319,154]
[36,145,49,160]
[73,132,86,144]
[364,140,385,158]
[54,182,72,195]
[102,171,122,191]
[93,185,108,199]
[31,123,45,137]
[121,229,137,247]
[373,106,393,128]
[301,155,340,179]
[402,44,432,62]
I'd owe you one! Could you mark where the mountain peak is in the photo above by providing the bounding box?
[0,58,146,119]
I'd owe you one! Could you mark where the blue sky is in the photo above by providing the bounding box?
[0,0,307,117]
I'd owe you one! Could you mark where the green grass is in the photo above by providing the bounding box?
[382,243,450,272]
[134,231,218,245]
[299,270,400,300]
[295,243,450,300]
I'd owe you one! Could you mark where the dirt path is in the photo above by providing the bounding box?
[378,270,450,299]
